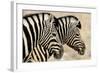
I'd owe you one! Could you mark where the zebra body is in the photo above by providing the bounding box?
[23,13,63,62]
[54,15,86,55]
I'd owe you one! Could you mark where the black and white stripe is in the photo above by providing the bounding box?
[23,13,63,62]
[54,15,86,55]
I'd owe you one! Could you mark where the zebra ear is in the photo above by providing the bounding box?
[53,18,59,30]
[76,21,81,29]
[48,15,55,23]
[44,15,58,33]
[44,15,54,28]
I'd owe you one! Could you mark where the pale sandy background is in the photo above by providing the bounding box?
[23,10,91,61]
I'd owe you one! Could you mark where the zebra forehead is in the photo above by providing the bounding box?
[68,21,80,29]
[68,16,81,29]
[70,18,78,23]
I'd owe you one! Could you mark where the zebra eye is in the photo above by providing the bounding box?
[53,22,56,25]
[52,33,56,36]
[76,34,79,36]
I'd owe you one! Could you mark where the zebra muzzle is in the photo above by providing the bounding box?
[78,48,85,55]
[53,47,64,59]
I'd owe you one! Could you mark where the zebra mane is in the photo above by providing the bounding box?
[67,15,81,29]
[57,15,81,29]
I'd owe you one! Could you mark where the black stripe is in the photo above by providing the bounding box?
[67,32,73,44]
[56,29,62,43]
[42,13,44,28]
[24,17,35,48]
[59,22,63,41]
[60,18,65,38]
[67,17,72,41]
[42,35,52,47]
[50,48,60,52]
[67,33,75,45]
[39,44,47,61]
[36,14,41,39]
[68,16,78,20]
[68,17,71,30]
[57,18,63,42]
[48,44,61,53]
[23,54,30,62]
[30,16,38,47]
[23,25,31,53]
[31,52,34,61]
[48,39,58,46]
[43,32,51,43]
[33,48,40,61]
[40,32,51,46]
[37,45,44,61]
[72,39,80,46]
[23,39,25,60]
[39,44,45,56]
[65,17,67,36]
[50,44,61,48]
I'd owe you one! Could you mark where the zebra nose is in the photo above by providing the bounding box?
[78,46,85,55]
[78,48,84,55]
[79,43,86,55]
[53,47,64,59]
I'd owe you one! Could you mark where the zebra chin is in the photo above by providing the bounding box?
[53,48,64,59]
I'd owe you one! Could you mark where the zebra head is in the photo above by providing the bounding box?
[39,14,64,60]
[55,16,86,55]
[47,29,64,59]
[67,22,86,55]
[40,26,64,60]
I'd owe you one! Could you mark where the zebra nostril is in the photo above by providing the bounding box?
[78,48,85,55]
[54,52,60,59]
[79,51,84,55]
[53,47,64,59]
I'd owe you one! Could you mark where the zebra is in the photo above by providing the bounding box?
[23,13,64,62]
[54,15,86,55]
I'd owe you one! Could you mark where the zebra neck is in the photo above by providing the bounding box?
[57,29,64,44]
[39,30,52,48]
